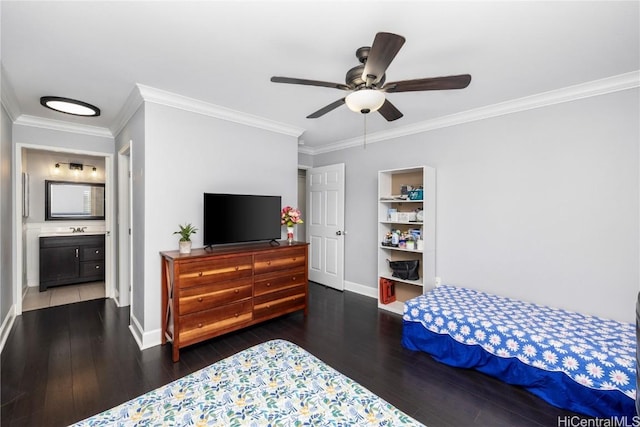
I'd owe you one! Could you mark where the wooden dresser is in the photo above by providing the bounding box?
[160,241,308,362]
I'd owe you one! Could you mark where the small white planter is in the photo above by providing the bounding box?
[179,240,192,254]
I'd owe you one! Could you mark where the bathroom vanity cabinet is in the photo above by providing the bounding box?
[39,234,105,291]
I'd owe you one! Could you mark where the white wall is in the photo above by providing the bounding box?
[313,88,639,323]
[115,105,145,336]
[13,125,114,154]
[128,101,298,345]
[1,105,13,328]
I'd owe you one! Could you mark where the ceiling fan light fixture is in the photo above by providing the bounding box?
[345,89,385,114]
[40,96,101,117]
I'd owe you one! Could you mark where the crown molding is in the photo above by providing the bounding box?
[135,84,305,138]
[1,66,21,122]
[309,71,640,155]
[14,115,113,139]
[110,85,145,138]
[297,145,316,155]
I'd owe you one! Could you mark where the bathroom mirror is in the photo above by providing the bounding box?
[45,180,105,220]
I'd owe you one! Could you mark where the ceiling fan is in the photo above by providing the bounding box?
[271,32,472,122]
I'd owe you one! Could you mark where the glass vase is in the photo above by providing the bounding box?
[287,226,294,244]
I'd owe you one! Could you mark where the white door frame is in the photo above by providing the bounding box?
[12,143,115,314]
[117,143,132,307]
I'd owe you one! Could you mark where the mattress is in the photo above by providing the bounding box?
[402,285,636,418]
[71,339,425,426]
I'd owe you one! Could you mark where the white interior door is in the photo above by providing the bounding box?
[306,163,345,291]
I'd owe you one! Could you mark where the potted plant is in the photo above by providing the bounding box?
[281,206,303,243]
[174,223,197,254]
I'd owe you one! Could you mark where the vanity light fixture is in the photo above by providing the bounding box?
[40,96,101,117]
[54,162,97,174]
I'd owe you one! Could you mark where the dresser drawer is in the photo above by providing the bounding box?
[80,261,104,278]
[178,278,252,315]
[254,248,306,275]
[82,246,104,261]
[178,255,252,288]
[179,300,253,345]
[254,268,306,296]
[253,285,306,321]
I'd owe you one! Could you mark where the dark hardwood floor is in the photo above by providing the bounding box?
[2,282,583,427]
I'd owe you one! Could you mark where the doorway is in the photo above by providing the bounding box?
[13,145,115,314]
[117,143,132,307]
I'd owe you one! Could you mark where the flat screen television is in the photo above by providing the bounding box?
[203,193,282,246]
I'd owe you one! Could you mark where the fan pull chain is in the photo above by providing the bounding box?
[363,113,367,149]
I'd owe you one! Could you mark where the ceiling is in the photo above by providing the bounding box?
[2,1,639,151]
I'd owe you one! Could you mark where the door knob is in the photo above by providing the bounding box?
[336,230,342,236]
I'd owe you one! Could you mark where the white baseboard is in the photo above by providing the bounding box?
[344,280,377,299]
[0,304,16,354]
[129,312,162,350]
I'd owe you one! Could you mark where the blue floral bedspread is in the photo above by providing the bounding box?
[403,286,636,400]
[72,339,424,426]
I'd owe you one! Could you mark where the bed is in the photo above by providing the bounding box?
[402,285,636,418]
[71,339,425,426]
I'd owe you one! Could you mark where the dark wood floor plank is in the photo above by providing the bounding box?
[2,283,586,427]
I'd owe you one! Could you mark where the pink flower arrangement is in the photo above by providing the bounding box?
[281,206,303,227]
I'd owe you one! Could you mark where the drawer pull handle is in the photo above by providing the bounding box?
[292,276,296,281]
[234,313,239,317]
[198,271,203,277]
[234,289,239,294]
[267,261,271,265]
[235,266,239,271]
[197,323,203,328]
[266,282,271,287]
[96,265,100,269]
[266,305,271,309]
[197,297,203,302]
[293,258,296,261]
[95,250,100,254]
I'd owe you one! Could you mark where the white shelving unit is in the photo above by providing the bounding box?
[377,166,436,314]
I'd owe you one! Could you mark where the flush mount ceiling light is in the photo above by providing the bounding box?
[40,96,101,117]
[345,89,386,114]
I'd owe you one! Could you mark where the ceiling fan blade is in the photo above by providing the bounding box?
[271,76,350,91]
[378,99,403,121]
[383,74,472,93]
[307,98,346,119]
[362,32,406,86]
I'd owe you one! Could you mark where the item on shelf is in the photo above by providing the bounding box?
[397,211,417,222]
[398,238,406,249]
[387,208,398,221]
[387,259,420,280]
[381,231,396,247]
[416,209,424,222]
[406,240,416,250]
[408,188,423,200]
[417,238,425,251]
[408,228,421,240]
[400,185,413,195]
[391,230,400,246]
[379,278,396,304]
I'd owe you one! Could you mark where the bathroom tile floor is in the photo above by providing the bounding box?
[22,282,105,311]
